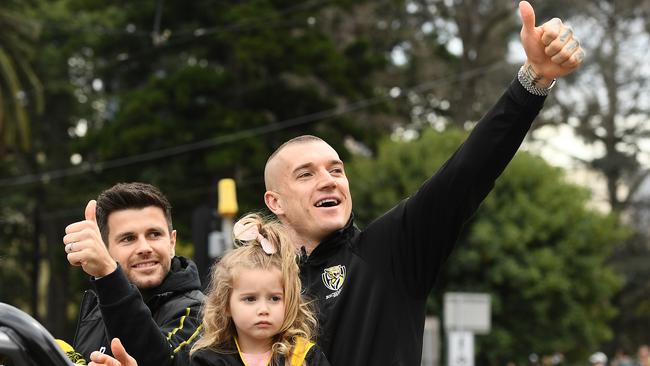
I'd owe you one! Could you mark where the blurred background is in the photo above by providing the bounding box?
[1,0,650,365]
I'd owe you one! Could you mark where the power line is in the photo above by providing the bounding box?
[0,60,510,188]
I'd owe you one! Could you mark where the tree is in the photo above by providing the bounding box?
[370,0,569,131]
[530,0,650,352]
[0,0,124,336]
[51,0,396,252]
[347,128,628,365]
[0,3,43,155]
[0,0,394,339]
[541,0,650,212]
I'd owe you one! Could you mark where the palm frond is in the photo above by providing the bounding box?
[0,47,31,151]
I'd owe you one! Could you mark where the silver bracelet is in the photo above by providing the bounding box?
[517,65,556,96]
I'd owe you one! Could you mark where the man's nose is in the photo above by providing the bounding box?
[317,169,337,189]
[135,236,153,254]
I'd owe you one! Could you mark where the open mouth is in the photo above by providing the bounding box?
[315,198,340,208]
[132,261,158,269]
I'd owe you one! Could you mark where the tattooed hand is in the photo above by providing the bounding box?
[519,1,585,86]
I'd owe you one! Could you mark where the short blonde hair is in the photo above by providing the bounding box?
[264,135,325,190]
[191,213,317,359]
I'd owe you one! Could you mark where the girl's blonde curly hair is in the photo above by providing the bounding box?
[190,213,317,360]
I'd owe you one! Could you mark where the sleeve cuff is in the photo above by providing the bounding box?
[91,265,138,305]
[509,76,547,109]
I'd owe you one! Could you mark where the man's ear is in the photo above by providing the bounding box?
[264,191,284,216]
[170,229,177,257]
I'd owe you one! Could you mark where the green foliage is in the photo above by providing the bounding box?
[2,0,635,356]
[0,0,393,338]
[0,192,34,307]
[0,3,44,154]
[51,0,394,249]
[347,128,628,365]
[457,153,626,364]
[349,128,467,226]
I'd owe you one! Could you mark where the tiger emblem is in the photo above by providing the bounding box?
[322,265,346,291]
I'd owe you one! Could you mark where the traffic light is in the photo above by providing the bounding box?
[217,178,238,218]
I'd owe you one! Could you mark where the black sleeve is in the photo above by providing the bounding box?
[356,78,546,298]
[92,266,202,366]
[154,293,204,366]
[304,345,331,366]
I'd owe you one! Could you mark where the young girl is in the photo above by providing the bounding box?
[189,213,329,366]
[90,213,328,366]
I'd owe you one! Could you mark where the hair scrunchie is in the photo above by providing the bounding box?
[233,219,276,254]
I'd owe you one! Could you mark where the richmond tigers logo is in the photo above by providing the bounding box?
[322,265,346,292]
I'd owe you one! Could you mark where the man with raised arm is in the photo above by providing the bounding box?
[262,2,584,365]
[63,183,204,366]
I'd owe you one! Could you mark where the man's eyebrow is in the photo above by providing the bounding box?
[292,162,314,174]
[291,159,344,175]
[113,231,135,240]
[146,226,166,232]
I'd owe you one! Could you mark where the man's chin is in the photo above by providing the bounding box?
[319,220,347,234]
[316,209,350,227]
[129,274,164,290]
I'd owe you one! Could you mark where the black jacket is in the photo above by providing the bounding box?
[299,79,546,366]
[190,338,330,366]
[73,256,205,366]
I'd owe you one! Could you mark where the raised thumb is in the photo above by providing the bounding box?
[85,200,97,222]
[519,1,536,34]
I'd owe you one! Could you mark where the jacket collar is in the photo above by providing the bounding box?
[144,256,202,304]
[302,214,357,264]
[79,257,202,316]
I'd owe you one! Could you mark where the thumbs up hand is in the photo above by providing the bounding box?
[64,200,117,278]
[85,199,97,222]
[519,1,584,85]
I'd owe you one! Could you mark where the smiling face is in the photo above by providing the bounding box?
[264,139,352,248]
[228,267,285,353]
[106,206,176,289]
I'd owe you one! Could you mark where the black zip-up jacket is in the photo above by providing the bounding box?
[73,256,205,366]
[190,338,330,366]
[299,79,546,366]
